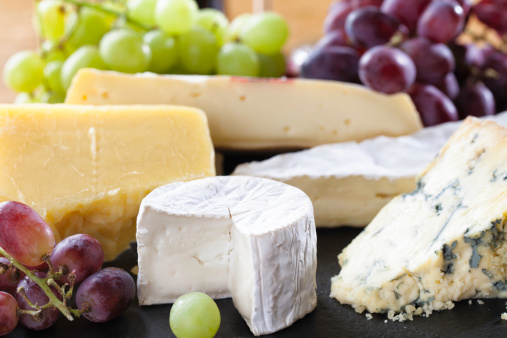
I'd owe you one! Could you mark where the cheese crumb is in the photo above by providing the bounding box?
[469,300,472,305]
[384,320,388,324]
[502,313,507,320]
[365,314,372,320]
[477,300,484,305]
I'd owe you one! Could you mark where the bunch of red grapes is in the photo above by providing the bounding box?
[0,201,135,335]
[302,0,507,127]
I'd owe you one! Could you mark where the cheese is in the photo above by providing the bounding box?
[65,69,423,150]
[234,113,507,227]
[331,118,507,319]
[0,104,215,260]
[136,176,317,336]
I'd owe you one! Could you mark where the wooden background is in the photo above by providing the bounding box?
[0,0,332,103]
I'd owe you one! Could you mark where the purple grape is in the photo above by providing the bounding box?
[324,1,355,33]
[436,73,459,100]
[0,291,18,335]
[314,30,349,50]
[0,257,25,296]
[400,37,455,85]
[474,0,507,35]
[351,0,384,8]
[358,46,416,94]
[381,0,431,31]
[409,83,458,126]
[301,45,360,82]
[345,7,404,49]
[76,268,135,323]
[417,1,465,43]
[16,272,60,330]
[482,50,507,106]
[457,83,496,119]
[50,234,104,285]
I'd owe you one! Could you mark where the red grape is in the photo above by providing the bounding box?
[358,46,416,94]
[314,30,349,50]
[0,201,55,267]
[301,45,360,82]
[436,73,459,100]
[0,291,18,335]
[345,7,404,49]
[351,0,384,8]
[380,0,431,31]
[457,83,496,119]
[0,257,25,296]
[417,1,465,43]
[324,1,355,33]
[76,268,135,323]
[16,272,60,330]
[50,234,104,285]
[482,50,507,101]
[474,0,507,35]
[400,37,455,85]
[409,83,459,126]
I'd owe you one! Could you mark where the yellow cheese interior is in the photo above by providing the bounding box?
[0,104,215,260]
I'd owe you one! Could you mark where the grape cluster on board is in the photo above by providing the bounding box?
[301,0,507,127]
[0,201,135,335]
[2,0,289,104]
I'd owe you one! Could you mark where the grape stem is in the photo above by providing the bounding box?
[0,246,74,321]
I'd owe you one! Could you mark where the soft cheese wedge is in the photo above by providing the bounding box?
[137,176,317,336]
[331,118,507,320]
[65,69,422,150]
[0,104,215,260]
[235,113,507,227]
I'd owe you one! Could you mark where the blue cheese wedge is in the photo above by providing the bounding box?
[137,176,317,336]
[331,118,507,320]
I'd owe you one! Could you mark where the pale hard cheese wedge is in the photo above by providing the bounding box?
[137,176,317,336]
[65,69,422,150]
[331,118,507,320]
[234,112,507,227]
[0,104,215,260]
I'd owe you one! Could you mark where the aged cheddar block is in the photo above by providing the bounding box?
[65,69,423,150]
[331,118,507,320]
[0,104,215,260]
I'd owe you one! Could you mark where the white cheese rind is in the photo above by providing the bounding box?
[234,113,507,227]
[136,176,317,335]
[66,69,422,150]
[331,118,507,318]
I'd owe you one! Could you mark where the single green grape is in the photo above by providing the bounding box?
[225,13,252,43]
[3,51,44,93]
[37,0,68,42]
[44,60,64,93]
[155,0,198,35]
[178,26,218,74]
[169,292,220,338]
[61,45,107,90]
[217,42,259,77]
[196,9,229,46]
[40,40,66,64]
[65,7,109,53]
[14,92,39,104]
[100,29,151,74]
[127,0,157,26]
[239,12,289,55]
[143,30,178,73]
[257,52,286,77]
[40,91,66,104]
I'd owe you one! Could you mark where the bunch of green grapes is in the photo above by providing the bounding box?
[2,0,290,104]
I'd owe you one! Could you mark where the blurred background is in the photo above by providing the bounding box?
[0,0,332,103]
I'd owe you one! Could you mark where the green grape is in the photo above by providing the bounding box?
[100,29,151,74]
[217,43,259,77]
[127,0,157,26]
[240,12,289,55]
[155,0,198,35]
[143,30,178,73]
[14,92,39,104]
[112,16,147,34]
[3,51,44,93]
[196,9,229,46]
[44,60,64,93]
[169,292,220,338]
[225,13,252,43]
[40,91,66,103]
[257,52,286,77]
[168,62,191,74]
[37,0,68,42]
[65,7,109,53]
[40,40,66,64]
[178,26,218,74]
[61,46,107,90]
